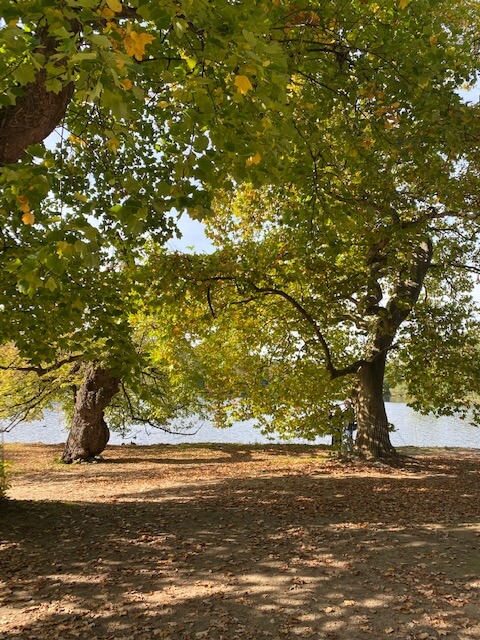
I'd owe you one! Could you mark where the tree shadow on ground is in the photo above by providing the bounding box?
[107,443,330,465]
[106,449,255,465]
[1,455,479,640]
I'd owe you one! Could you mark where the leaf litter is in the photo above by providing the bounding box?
[0,443,479,640]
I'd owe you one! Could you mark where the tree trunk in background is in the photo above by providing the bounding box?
[61,364,120,463]
[353,354,397,460]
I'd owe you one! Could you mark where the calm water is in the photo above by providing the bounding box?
[1,402,479,449]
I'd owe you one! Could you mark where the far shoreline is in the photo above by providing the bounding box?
[3,441,480,453]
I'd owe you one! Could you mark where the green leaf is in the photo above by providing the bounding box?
[14,63,37,85]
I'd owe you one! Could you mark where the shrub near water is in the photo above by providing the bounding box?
[0,448,9,499]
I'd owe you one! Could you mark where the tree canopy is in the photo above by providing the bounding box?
[2,0,480,459]
[142,0,480,457]
[0,0,293,364]
[2,0,479,358]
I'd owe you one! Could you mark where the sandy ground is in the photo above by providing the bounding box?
[0,443,479,640]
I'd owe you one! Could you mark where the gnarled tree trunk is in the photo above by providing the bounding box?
[62,364,120,463]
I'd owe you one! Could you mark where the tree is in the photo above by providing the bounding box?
[0,0,294,458]
[0,329,206,461]
[147,182,480,460]
[2,0,480,460]
[144,0,480,460]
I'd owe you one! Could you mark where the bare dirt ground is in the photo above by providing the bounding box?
[0,443,479,640]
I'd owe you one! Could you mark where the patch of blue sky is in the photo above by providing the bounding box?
[167,212,214,254]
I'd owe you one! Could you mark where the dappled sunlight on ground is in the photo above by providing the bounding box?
[1,444,479,639]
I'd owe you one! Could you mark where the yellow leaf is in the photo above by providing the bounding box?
[429,35,438,46]
[106,138,121,153]
[74,192,89,202]
[234,75,254,95]
[121,78,133,90]
[123,31,155,61]
[100,7,115,18]
[69,134,86,147]
[398,0,411,8]
[246,152,261,166]
[57,241,74,258]
[106,0,122,13]
[180,50,197,70]
[21,209,35,225]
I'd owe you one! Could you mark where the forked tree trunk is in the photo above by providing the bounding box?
[61,364,120,463]
[353,353,396,460]
[351,237,433,460]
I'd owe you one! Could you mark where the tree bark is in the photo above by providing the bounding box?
[0,29,74,165]
[353,353,396,460]
[61,364,120,463]
[352,237,433,460]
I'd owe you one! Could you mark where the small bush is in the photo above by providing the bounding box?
[0,448,9,499]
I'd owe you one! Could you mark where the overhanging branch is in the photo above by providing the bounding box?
[0,354,83,377]
[197,275,366,379]
[249,284,366,378]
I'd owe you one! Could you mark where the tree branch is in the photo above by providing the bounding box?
[0,354,83,377]
[119,381,200,435]
[449,262,480,275]
[249,284,366,378]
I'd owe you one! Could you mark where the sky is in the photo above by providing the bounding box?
[167,213,214,254]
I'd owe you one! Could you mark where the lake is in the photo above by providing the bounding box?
[1,402,479,449]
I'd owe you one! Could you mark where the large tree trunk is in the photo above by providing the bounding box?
[353,353,396,460]
[351,237,433,460]
[0,28,74,165]
[61,365,120,463]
